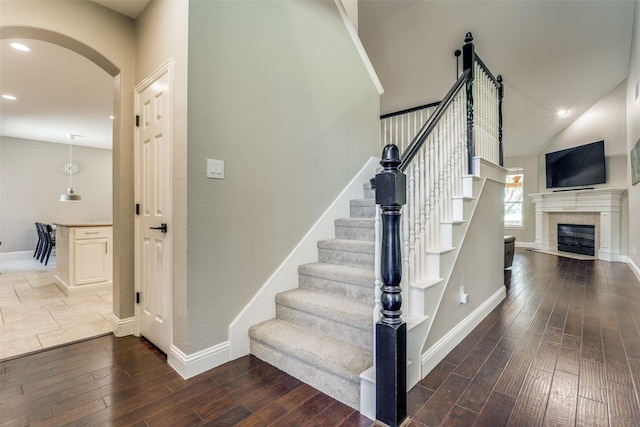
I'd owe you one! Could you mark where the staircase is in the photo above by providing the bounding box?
[249,182,376,410]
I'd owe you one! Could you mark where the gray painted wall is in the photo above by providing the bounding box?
[186,1,381,353]
[504,80,631,249]
[0,136,112,253]
[627,0,640,273]
[535,81,630,255]
[426,177,505,349]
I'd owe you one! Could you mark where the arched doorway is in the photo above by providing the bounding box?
[1,18,136,339]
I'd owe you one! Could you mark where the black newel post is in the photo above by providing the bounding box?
[375,144,407,427]
[463,32,475,175]
[497,74,504,167]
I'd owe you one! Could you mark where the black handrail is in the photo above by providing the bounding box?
[398,69,470,172]
[380,101,441,120]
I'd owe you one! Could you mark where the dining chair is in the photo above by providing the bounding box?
[42,224,56,265]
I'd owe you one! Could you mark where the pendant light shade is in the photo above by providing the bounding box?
[60,187,81,202]
[60,136,82,202]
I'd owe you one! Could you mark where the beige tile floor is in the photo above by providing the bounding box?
[0,255,113,360]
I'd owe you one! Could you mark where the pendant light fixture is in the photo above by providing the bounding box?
[60,135,82,202]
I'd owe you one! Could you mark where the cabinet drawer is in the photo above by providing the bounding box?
[74,227,109,240]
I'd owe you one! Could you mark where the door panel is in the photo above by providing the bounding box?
[135,62,172,354]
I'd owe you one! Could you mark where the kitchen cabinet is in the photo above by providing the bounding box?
[53,223,112,296]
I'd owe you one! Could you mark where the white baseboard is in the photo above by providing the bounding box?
[515,241,535,249]
[0,251,32,261]
[168,341,230,379]
[421,286,506,375]
[228,157,380,359]
[629,258,640,282]
[111,315,134,337]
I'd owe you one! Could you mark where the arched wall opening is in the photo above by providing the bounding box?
[0,14,136,330]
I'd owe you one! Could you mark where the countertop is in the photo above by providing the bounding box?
[53,222,113,228]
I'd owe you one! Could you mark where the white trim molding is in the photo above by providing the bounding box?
[629,258,640,282]
[0,251,32,261]
[168,342,230,379]
[515,241,535,249]
[421,286,506,375]
[111,315,134,337]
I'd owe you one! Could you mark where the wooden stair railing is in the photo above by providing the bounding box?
[373,32,503,427]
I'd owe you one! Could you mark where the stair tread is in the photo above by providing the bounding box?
[299,262,374,287]
[318,239,375,253]
[250,319,372,382]
[277,288,372,328]
[335,218,375,227]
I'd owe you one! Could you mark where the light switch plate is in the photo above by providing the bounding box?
[207,158,224,179]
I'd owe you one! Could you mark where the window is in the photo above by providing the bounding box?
[505,168,524,227]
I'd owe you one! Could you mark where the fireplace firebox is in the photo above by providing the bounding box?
[557,224,595,256]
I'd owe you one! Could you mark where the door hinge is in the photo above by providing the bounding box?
[135,115,140,127]
[136,203,140,215]
[136,292,140,304]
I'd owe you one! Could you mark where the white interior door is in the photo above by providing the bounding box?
[135,61,172,354]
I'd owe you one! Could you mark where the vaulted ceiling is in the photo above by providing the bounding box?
[358,0,635,157]
[1,0,635,157]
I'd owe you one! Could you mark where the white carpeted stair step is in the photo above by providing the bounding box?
[249,319,372,410]
[298,262,374,302]
[335,218,375,241]
[276,288,373,350]
[350,198,376,218]
[317,239,375,270]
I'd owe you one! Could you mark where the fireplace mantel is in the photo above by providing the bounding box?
[529,188,626,261]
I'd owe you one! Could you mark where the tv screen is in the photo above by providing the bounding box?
[546,140,606,189]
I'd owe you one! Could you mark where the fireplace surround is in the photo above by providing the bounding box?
[530,188,625,261]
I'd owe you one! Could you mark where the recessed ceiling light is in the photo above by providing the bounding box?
[557,109,567,117]
[10,42,30,52]
[2,94,17,100]
[109,115,114,120]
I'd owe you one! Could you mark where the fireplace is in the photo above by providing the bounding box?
[530,188,625,262]
[557,224,595,256]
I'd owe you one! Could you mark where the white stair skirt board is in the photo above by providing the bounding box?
[421,286,506,375]
[168,341,231,379]
[228,157,380,359]
[111,314,134,337]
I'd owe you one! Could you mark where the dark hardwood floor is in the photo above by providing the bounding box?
[1,248,639,426]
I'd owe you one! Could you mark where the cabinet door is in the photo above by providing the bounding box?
[74,239,110,285]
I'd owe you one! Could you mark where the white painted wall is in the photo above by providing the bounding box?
[0,137,112,253]
[186,1,380,354]
[627,0,640,275]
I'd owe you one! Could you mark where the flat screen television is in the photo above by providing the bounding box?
[545,140,606,189]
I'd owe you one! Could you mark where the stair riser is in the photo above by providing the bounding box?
[276,305,372,351]
[335,225,375,242]
[250,339,360,409]
[318,248,374,270]
[350,205,376,219]
[299,273,374,302]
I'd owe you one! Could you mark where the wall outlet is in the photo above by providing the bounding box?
[633,247,637,256]
[459,286,469,304]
